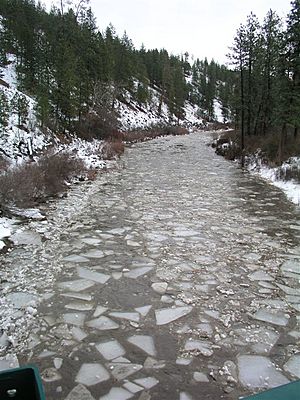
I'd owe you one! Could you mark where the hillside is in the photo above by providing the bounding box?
[0,0,234,140]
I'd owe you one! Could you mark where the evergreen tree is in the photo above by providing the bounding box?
[0,89,10,129]
[285,0,300,138]
[11,92,29,125]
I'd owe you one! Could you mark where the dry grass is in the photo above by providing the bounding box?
[215,129,300,166]
[123,126,189,143]
[0,152,86,207]
[101,139,125,160]
[0,156,9,173]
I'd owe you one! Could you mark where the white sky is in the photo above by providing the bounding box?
[43,0,292,64]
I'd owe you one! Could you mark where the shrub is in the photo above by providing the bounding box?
[101,139,125,160]
[0,155,9,173]
[122,125,189,143]
[38,152,85,197]
[0,152,86,207]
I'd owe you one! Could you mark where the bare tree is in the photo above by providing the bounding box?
[57,0,90,18]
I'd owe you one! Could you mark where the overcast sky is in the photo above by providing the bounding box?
[43,0,292,64]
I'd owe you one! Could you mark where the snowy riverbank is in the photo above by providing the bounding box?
[247,157,300,206]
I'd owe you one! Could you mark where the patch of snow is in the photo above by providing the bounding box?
[0,217,15,250]
[213,99,224,123]
[0,55,53,162]
[117,86,204,131]
[248,157,300,206]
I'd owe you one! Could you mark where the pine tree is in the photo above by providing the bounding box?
[285,0,300,138]
[11,92,29,126]
[0,89,10,129]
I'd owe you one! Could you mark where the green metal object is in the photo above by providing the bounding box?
[243,380,300,400]
[0,365,45,400]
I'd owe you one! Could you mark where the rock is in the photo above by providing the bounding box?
[151,282,168,294]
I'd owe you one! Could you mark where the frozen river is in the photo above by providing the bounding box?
[0,132,299,399]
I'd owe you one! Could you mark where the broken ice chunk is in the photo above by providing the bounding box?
[135,305,152,317]
[197,323,213,337]
[253,309,290,326]
[77,267,110,284]
[100,387,133,400]
[0,354,19,371]
[124,267,153,279]
[155,306,193,325]
[281,260,300,276]
[63,254,89,263]
[81,249,105,258]
[65,302,94,311]
[176,358,193,366]
[75,363,110,386]
[113,357,131,364]
[53,358,63,369]
[108,363,143,380]
[127,335,156,356]
[123,381,143,393]
[7,292,37,309]
[284,354,300,378]
[184,340,213,357]
[204,309,220,319]
[276,283,300,296]
[96,340,126,360]
[134,377,159,389]
[109,312,140,322]
[71,326,88,341]
[249,271,274,281]
[112,272,123,280]
[144,357,166,369]
[65,384,95,400]
[86,316,119,330]
[193,372,209,382]
[180,393,193,400]
[38,349,56,359]
[93,306,108,317]
[237,355,289,389]
[58,279,95,292]
[63,313,86,326]
[62,292,93,301]
[81,238,101,245]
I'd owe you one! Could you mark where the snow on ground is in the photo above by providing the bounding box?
[117,87,172,131]
[248,157,300,206]
[0,54,53,162]
[259,167,300,206]
[183,102,204,128]
[117,86,205,131]
[57,138,109,170]
[0,218,14,250]
[213,99,224,123]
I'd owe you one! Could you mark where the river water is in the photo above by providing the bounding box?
[0,132,299,400]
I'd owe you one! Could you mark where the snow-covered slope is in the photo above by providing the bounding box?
[0,55,53,162]
[247,156,300,206]
[117,85,204,131]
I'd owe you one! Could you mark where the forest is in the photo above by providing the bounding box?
[0,0,235,139]
[227,1,300,164]
[0,0,299,166]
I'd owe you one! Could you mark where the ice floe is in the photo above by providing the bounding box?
[127,335,156,356]
[75,363,110,386]
[96,340,126,360]
[155,306,193,325]
[237,355,289,389]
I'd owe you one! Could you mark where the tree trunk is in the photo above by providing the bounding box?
[240,68,245,168]
[278,122,287,164]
